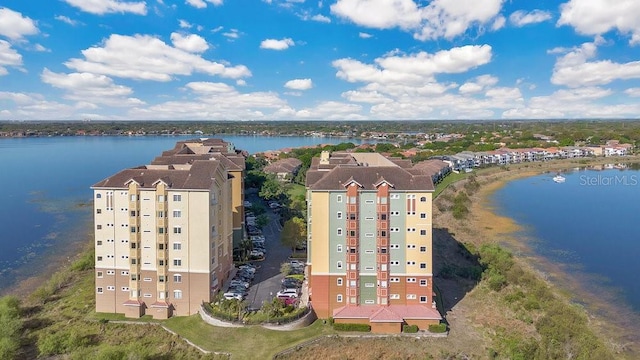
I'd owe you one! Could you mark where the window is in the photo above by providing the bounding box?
[420,229,427,236]
[407,261,416,266]
[380,230,387,237]
[420,279,427,286]
[158,276,165,283]
[365,200,374,204]
[407,228,416,232]
[96,287,104,294]
[158,260,164,266]
[158,227,165,234]
[380,248,387,254]
[173,259,182,267]
[420,246,427,252]
[390,261,399,266]
[365,216,374,221]
[337,211,342,219]
[390,211,400,216]
[365,233,374,237]
[121,271,129,276]
[390,194,400,199]
[337,244,343,252]
[173,194,182,202]
[365,266,374,271]
[173,210,181,218]
[337,294,343,302]
[173,242,182,251]
[380,214,387,220]
[158,243,163,250]
[390,294,400,299]
[407,278,417,283]
[96,194,102,199]
[131,259,137,265]
[420,263,427,269]
[107,286,115,291]
[336,261,343,269]
[420,296,428,303]
[173,227,182,234]
[130,227,136,233]
[143,277,152,282]
[390,244,399,249]
[349,213,357,220]
[97,256,103,262]
[106,270,115,275]
[96,209,102,214]
[420,196,427,202]
[364,249,374,254]
[97,240,102,246]
[122,287,129,292]
[390,277,400,283]
[96,225,102,230]
[406,294,416,299]
[420,213,427,219]
[143,293,152,298]
[337,278,343,286]
[364,300,375,304]
[407,244,416,249]
[96,271,103,278]
[365,283,375,287]
[349,230,356,237]
[158,211,165,218]
[158,195,165,202]
[130,194,136,201]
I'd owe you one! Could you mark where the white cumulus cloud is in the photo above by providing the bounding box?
[551,40,640,87]
[359,32,372,38]
[63,0,147,15]
[170,33,209,53]
[55,15,81,26]
[0,8,39,40]
[284,78,313,90]
[64,34,251,81]
[330,0,505,41]
[0,40,22,75]
[260,38,294,50]
[558,0,640,45]
[186,0,223,9]
[509,10,552,27]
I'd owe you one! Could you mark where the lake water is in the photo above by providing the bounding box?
[493,167,640,313]
[0,135,370,292]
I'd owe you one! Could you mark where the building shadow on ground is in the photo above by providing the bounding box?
[432,227,484,314]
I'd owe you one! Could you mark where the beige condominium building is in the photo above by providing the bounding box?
[92,139,245,319]
[306,151,441,333]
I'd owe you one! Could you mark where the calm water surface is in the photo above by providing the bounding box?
[493,168,640,312]
[0,135,369,291]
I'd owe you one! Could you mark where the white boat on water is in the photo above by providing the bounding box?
[553,175,566,183]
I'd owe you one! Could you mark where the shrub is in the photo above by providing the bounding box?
[403,324,419,333]
[428,323,448,333]
[333,323,371,332]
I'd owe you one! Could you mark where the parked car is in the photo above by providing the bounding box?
[289,260,305,267]
[276,288,299,298]
[223,292,244,301]
[282,279,302,289]
[250,250,264,258]
[277,296,299,306]
[244,201,252,208]
[230,280,250,289]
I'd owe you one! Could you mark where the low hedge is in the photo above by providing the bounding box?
[428,323,448,333]
[333,323,371,332]
[403,324,419,333]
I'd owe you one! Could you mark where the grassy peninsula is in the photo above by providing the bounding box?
[1,157,639,359]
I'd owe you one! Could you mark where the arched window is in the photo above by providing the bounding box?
[96,193,102,198]
[420,196,427,202]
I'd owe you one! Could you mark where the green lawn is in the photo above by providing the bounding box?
[433,171,468,198]
[287,183,306,199]
[164,316,336,359]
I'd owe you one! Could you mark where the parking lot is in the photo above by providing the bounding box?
[226,194,306,310]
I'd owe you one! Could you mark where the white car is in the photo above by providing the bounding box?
[289,260,305,267]
[244,201,252,207]
[276,288,299,298]
[238,265,256,273]
[250,250,264,258]
[223,292,244,301]
[230,280,249,288]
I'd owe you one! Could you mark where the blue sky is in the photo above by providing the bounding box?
[1,0,640,120]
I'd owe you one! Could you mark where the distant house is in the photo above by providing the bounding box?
[412,160,451,184]
[263,158,303,181]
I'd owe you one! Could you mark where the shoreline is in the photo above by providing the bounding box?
[458,159,640,355]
